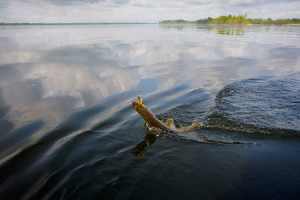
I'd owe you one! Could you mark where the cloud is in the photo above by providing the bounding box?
[45,0,131,6]
[45,0,105,6]
[112,0,130,4]
[186,0,215,5]
[227,0,300,6]
[0,0,299,23]
[0,2,8,10]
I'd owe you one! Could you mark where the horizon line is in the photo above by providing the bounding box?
[0,22,158,25]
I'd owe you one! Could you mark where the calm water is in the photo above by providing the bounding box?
[0,24,300,199]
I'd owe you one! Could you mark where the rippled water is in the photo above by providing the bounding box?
[0,24,300,199]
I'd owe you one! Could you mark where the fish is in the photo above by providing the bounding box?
[132,96,199,133]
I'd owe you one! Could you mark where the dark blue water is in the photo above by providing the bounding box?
[0,24,300,199]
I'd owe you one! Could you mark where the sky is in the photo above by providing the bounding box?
[0,0,300,23]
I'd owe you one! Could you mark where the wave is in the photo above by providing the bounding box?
[136,73,300,148]
[203,73,300,135]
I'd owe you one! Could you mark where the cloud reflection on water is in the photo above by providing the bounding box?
[0,24,300,133]
[0,50,139,131]
[0,24,300,200]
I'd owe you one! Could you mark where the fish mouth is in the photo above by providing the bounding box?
[132,96,143,110]
[132,101,139,109]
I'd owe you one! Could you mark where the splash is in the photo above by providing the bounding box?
[204,73,300,135]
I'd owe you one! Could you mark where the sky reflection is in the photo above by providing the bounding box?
[0,24,300,133]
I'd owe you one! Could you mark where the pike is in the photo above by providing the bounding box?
[132,96,198,133]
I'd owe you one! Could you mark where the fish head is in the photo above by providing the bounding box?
[132,96,153,121]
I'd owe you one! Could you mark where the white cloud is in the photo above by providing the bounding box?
[0,0,299,23]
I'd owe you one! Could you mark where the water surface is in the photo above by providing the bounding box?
[0,24,300,199]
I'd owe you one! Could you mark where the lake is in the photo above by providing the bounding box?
[0,24,300,199]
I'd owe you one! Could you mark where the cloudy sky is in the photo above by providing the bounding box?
[0,0,299,23]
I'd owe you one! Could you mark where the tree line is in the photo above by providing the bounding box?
[159,14,300,25]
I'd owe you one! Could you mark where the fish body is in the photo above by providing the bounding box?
[132,96,198,133]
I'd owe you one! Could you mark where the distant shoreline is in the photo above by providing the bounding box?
[0,22,157,26]
[1,23,300,26]
[2,15,300,26]
[159,23,300,26]
[159,15,300,25]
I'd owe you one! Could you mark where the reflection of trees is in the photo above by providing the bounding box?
[216,26,245,36]
[160,24,246,36]
[159,24,197,31]
[131,134,156,158]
